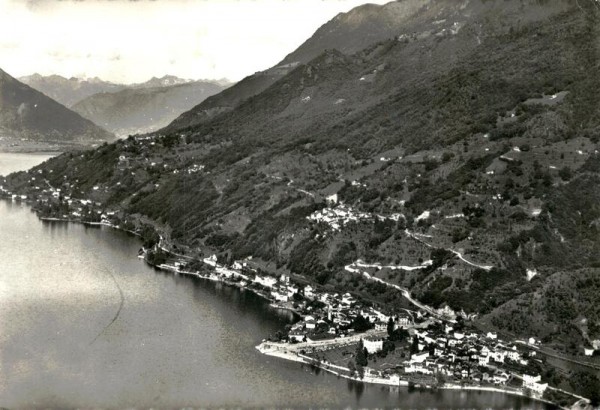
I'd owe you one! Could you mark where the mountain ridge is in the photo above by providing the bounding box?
[18,73,127,108]
[0,68,114,150]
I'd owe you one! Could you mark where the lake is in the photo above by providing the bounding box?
[0,152,550,408]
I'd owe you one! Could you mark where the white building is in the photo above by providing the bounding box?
[326,193,338,204]
[203,254,218,267]
[254,275,277,288]
[523,374,548,395]
[506,349,520,361]
[271,291,289,302]
[363,338,384,354]
[396,313,411,326]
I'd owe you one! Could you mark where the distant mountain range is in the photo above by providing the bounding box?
[70,79,228,137]
[19,74,126,108]
[20,74,230,137]
[0,68,113,149]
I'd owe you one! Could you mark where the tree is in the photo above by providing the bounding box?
[558,166,572,181]
[387,317,395,338]
[436,371,446,387]
[348,359,356,377]
[410,336,420,354]
[571,371,600,406]
[355,339,368,367]
[351,314,373,332]
[356,364,365,379]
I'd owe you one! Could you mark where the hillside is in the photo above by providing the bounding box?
[71,80,227,137]
[0,68,113,151]
[165,0,440,131]
[19,73,126,108]
[3,0,600,400]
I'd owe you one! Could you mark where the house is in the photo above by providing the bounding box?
[374,321,387,332]
[389,374,401,384]
[523,374,541,385]
[405,363,433,375]
[493,371,509,385]
[364,338,384,354]
[415,331,435,344]
[305,319,316,330]
[342,293,356,306]
[506,348,520,361]
[254,275,278,288]
[286,284,299,294]
[523,374,548,395]
[289,330,305,342]
[454,332,465,340]
[478,354,490,366]
[410,351,430,363]
[396,313,411,326]
[203,254,218,267]
[271,290,289,302]
[304,285,315,299]
[326,193,338,204]
[529,381,548,395]
[490,351,506,363]
[584,348,595,356]
[216,266,236,278]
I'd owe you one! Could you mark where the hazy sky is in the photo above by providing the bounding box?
[0,0,390,84]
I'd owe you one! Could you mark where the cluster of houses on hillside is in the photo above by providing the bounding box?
[307,203,404,231]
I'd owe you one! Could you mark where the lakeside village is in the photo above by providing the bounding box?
[148,250,583,406]
[0,181,590,407]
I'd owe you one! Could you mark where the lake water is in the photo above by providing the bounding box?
[0,153,551,408]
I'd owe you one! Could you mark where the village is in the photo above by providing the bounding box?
[0,135,595,408]
[0,179,588,406]
[139,247,582,406]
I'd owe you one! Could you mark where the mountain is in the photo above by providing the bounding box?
[19,73,126,108]
[131,75,196,89]
[70,80,228,137]
[165,0,436,131]
[0,68,113,150]
[4,0,600,402]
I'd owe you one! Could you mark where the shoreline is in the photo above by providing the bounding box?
[36,213,302,318]
[256,342,563,409]
[8,208,582,409]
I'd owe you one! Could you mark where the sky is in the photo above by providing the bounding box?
[0,0,390,84]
